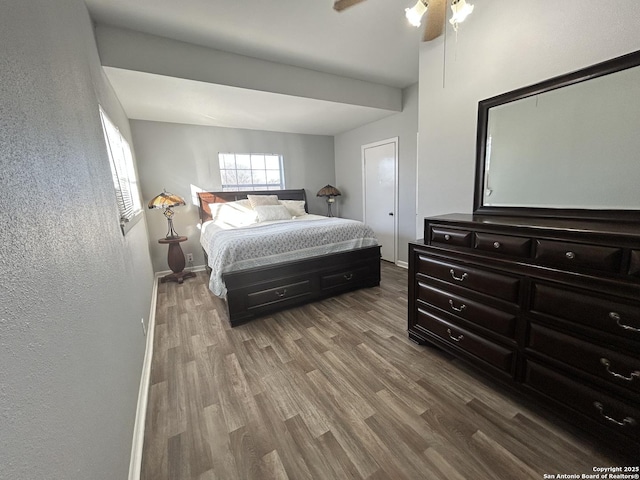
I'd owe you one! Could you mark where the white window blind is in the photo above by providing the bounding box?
[99,107,142,234]
[218,153,285,191]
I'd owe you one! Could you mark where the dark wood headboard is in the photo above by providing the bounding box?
[197,189,308,223]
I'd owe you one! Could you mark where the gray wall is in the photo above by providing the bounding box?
[131,120,335,272]
[334,83,418,264]
[417,0,640,229]
[0,1,154,479]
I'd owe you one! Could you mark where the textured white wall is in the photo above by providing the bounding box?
[0,1,154,479]
[334,83,418,263]
[417,0,640,230]
[131,120,336,271]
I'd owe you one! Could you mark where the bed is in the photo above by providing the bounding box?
[197,189,381,326]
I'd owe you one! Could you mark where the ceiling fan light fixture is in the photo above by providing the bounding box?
[405,0,428,27]
[449,0,474,27]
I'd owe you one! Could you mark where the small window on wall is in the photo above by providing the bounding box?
[99,106,142,235]
[218,153,285,191]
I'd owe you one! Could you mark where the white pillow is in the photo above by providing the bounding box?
[247,194,279,209]
[279,199,307,217]
[208,201,257,227]
[234,199,252,209]
[254,204,292,222]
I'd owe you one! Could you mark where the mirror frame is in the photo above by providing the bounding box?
[473,49,640,222]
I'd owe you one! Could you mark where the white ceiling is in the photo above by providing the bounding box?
[86,0,424,135]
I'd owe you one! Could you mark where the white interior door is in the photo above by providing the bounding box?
[363,138,398,263]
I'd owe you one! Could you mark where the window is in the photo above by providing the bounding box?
[99,106,142,234]
[218,153,285,191]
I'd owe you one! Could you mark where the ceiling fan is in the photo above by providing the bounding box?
[333,0,473,42]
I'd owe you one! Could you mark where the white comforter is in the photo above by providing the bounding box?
[200,215,378,297]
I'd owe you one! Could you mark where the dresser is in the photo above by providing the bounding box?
[408,214,640,457]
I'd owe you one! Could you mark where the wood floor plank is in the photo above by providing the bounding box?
[252,391,315,480]
[141,381,169,479]
[260,449,290,480]
[284,414,339,479]
[301,368,381,478]
[184,360,214,477]
[314,429,363,480]
[423,447,467,480]
[228,426,265,480]
[469,429,540,480]
[141,262,624,480]
[201,403,240,480]
[364,413,438,480]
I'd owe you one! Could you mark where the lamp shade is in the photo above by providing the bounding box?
[148,191,186,210]
[148,191,186,238]
[316,185,342,198]
[317,185,341,217]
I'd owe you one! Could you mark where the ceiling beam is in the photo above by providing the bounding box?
[94,25,402,112]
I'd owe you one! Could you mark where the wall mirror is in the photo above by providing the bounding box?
[474,50,640,221]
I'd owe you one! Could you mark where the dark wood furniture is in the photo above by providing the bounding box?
[197,189,381,326]
[158,236,196,284]
[409,214,640,457]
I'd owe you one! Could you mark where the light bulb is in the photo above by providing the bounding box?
[405,0,428,27]
[450,0,474,26]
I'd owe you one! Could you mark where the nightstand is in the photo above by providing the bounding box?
[158,236,196,284]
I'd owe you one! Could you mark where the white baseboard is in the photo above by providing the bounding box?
[128,275,159,480]
[396,260,409,269]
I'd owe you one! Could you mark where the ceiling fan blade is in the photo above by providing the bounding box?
[333,0,367,12]
[423,0,446,41]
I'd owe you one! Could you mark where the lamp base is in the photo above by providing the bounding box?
[158,235,195,284]
[327,202,334,217]
[160,270,196,284]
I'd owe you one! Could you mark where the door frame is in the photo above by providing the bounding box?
[361,137,399,264]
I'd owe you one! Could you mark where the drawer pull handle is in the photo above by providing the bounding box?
[447,328,464,342]
[565,251,576,259]
[593,402,637,427]
[610,311,640,332]
[493,241,501,249]
[449,269,468,282]
[444,234,451,241]
[275,289,287,298]
[600,358,640,382]
[343,273,354,281]
[448,299,467,313]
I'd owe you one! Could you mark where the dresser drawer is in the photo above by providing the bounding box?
[531,283,640,340]
[247,279,312,309]
[474,232,531,258]
[524,360,640,441]
[416,308,515,373]
[528,323,640,394]
[416,255,521,303]
[321,265,372,290]
[416,282,517,338]
[630,250,640,277]
[534,239,622,273]
[430,227,472,247]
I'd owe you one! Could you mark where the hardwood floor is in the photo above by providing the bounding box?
[141,261,625,480]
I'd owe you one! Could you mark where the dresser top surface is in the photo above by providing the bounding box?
[426,213,640,239]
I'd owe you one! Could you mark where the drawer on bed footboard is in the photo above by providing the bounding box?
[320,265,376,291]
[246,279,313,310]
